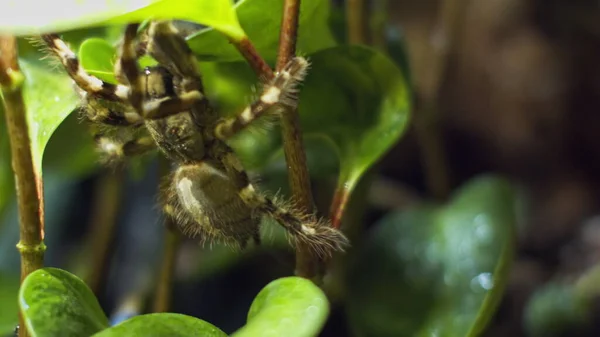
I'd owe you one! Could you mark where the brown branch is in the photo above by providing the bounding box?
[85,171,124,294]
[0,35,44,337]
[369,0,389,52]
[153,157,181,312]
[231,38,274,81]
[276,0,319,279]
[153,226,180,312]
[414,0,467,200]
[347,0,367,44]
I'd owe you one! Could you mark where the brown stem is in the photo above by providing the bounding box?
[329,186,350,230]
[276,0,319,279]
[0,36,44,337]
[232,37,274,81]
[415,0,467,200]
[153,157,180,312]
[85,171,124,294]
[153,226,180,312]
[347,0,367,44]
[369,0,389,52]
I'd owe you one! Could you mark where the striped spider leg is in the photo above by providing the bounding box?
[41,21,348,257]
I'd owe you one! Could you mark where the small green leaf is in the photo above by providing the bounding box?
[188,0,336,62]
[21,60,80,176]
[19,267,109,337]
[232,277,329,337]
[346,175,516,337]
[0,1,245,41]
[92,313,227,337]
[79,38,118,83]
[299,45,410,208]
[0,273,19,335]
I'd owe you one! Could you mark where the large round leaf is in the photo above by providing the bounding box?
[232,276,329,337]
[187,0,336,62]
[346,176,516,337]
[0,0,245,41]
[19,267,109,337]
[93,313,227,337]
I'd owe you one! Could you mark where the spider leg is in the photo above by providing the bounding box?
[41,34,130,102]
[213,57,309,140]
[217,150,348,257]
[95,133,156,164]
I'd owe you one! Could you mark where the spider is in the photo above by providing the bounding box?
[39,21,348,257]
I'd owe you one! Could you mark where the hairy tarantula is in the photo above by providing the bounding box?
[40,21,348,256]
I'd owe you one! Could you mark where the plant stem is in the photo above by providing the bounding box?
[276,0,318,279]
[0,35,44,337]
[153,226,180,312]
[85,171,123,294]
[415,0,467,200]
[369,0,389,52]
[231,38,274,81]
[347,0,367,44]
[153,157,180,312]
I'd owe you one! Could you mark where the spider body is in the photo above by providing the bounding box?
[41,21,347,256]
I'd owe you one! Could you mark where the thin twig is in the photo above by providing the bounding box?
[414,0,467,200]
[153,226,180,312]
[231,38,274,81]
[0,35,44,337]
[153,157,181,312]
[347,0,367,44]
[369,0,389,52]
[276,0,318,279]
[85,171,124,294]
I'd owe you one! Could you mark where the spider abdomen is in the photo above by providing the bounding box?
[172,162,259,246]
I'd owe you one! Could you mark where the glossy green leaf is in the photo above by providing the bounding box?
[79,38,118,83]
[0,0,245,42]
[232,276,329,337]
[19,267,109,337]
[21,60,80,176]
[346,175,516,337]
[188,0,336,62]
[92,313,227,337]
[299,45,410,202]
[0,273,20,335]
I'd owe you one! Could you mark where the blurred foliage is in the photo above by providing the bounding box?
[346,176,516,337]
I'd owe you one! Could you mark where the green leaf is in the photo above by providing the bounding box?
[0,273,20,335]
[92,313,227,337]
[232,276,329,337]
[79,38,118,83]
[19,267,109,337]
[21,60,80,176]
[299,45,410,208]
[0,0,245,42]
[188,0,336,62]
[346,175,516,337]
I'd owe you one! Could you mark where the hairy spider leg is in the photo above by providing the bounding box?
[214,57,309,140]
[41,34,130,102]
[217,151,348,257]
